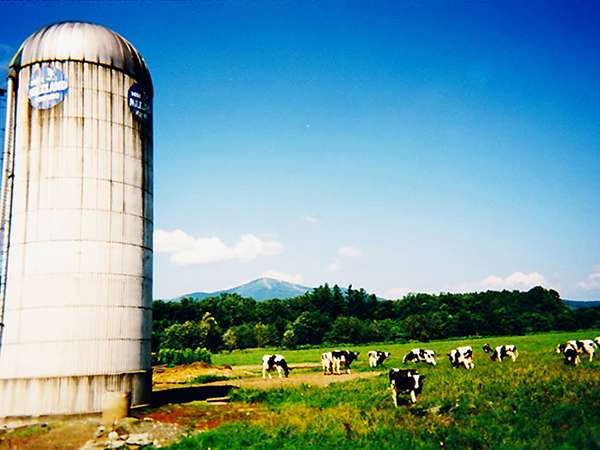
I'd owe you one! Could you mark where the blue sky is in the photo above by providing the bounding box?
[1,1,599,301]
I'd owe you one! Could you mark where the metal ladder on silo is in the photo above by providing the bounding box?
[0,79,16,348]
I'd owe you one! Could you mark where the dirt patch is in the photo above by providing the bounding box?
[0,363,383,450]
[134,402,273,432]
[152,361,381,390]
[208,368,381,389]
[0,420,98,450]
[152,360,236,387]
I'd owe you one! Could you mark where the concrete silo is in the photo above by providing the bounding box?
[0,22,153,420]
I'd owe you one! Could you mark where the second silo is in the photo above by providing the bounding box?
[0,21,153,419]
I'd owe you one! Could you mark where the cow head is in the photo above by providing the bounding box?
[413,374,426,394]
[447,350,459,367]
[483,343,493,354]
[563,348,580,366]
[423,350,436,365]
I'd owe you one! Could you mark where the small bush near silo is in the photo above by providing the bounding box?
[157,347,212,367]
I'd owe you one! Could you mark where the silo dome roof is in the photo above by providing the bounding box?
[9,21,152,94]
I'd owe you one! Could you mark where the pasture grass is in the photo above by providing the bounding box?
[212,330,597,370]
[166,330,600,450]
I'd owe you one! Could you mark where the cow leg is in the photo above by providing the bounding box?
[410,390,417,403]
[391,384,398,407]
[277,366,283,378]
[322,359,330,375]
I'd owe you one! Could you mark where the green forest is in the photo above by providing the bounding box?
[152,285,600,355]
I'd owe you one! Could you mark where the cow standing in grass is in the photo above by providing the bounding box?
[368,351,391,368]
[557,342,581,366]
[557,340,596,363]
[389,369,425,406]
[483,343,519,362]
[571,339,597,362]
[322,350,359,375]
[447,346,474,369]
[403,348,437,366]
[262,354,290,379]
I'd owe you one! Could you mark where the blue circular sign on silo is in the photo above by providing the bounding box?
[128,83,152,123]
[28,65,69,109]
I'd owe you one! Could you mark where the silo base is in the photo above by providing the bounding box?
[0,370,151,424]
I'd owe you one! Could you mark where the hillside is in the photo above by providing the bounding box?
[563,299,600,309]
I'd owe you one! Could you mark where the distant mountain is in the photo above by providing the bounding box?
[563,299,600,309]
[170,277,313,302]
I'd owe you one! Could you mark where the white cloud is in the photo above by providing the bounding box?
[262,270,306,285]
[154,229,284,266]
[338,246,364,258]
[304,216,319,223]
[456,271,549,293]
[576,266,600,290]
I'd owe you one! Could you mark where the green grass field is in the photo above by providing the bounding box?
[165,330,600,450]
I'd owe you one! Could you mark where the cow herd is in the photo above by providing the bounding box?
[260,336,600,407]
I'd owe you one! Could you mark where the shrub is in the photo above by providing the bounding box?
[156,347,212,367]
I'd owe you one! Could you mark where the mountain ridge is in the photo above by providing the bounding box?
[167,277,313,302]
[162,279,599,307]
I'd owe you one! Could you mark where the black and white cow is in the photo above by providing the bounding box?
[447,346,474,369]
[558,340,596,363]
[389,369,425,406]
[482,343,519,362]
[262,354,290,379]
[595,337,600,347]
[368,350,391,368]
[322,350,360,375]
[556,343,580,366]
[402,348,437,366]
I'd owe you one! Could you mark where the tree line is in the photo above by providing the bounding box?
[152,285,600,353]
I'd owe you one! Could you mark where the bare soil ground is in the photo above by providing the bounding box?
[153,360,380,390]
[0,362,381,450]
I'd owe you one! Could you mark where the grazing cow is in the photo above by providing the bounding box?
[572,339,597,362]
[402,348,437,366]
[556,343,581,366]
[558,340,597,363]
[368,350,391,367]
[482,343,519,362]
[389,369,425,406]
[322,350,360,375]
[262,354,290,379]
[595,337,600,347]
[447,346,474,369]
